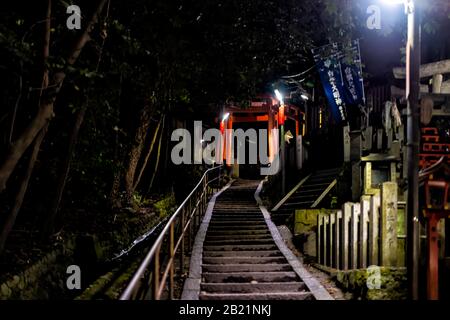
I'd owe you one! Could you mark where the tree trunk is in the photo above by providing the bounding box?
[132,115,163,190]
[45,106,87,235]
[123,104,153,201]
[0,125,48,254]
[0,0,107,193]
[0,0,52,253]
[148,115,165,192]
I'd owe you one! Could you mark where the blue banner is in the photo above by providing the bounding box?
[312,40,365,124]
[340,40,365,106]
[313,45,348,123]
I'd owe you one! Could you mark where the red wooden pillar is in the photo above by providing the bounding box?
[427,214,440,300]
[226,115,233,166]
[220,120,225,163]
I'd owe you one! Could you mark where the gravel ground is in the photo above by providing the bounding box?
[277,225,351,300]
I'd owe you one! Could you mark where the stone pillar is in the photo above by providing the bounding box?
[324,214,329,266]
[330,213,336,269]
[350,204,360,269]
[364,162,372,194]
[352,162,361,202]
[343,126,351,162]
[341,203,352,270]
[390,162,397,183]
[432,74,443,94]
[318,212,323,265]
[369,191,381,266]
[377,128,383,150]
[363,126,373,151]
[334,210,342,269]
[360,196,371,268]
[380,182,398,266]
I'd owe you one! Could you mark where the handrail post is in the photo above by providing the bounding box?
[153,245,160,299]
[180,208,185,275]
[169,223,175,300]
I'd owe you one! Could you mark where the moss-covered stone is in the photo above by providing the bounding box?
[334,267,407,300]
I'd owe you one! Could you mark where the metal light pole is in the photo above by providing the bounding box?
[383,0,421,299]
[405,0,421,300]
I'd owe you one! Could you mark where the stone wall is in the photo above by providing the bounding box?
[294,209,334,258]
[0,239,75,300]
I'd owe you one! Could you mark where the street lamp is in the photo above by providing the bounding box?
[222,112,230,122]
[382,0,421,300]
[274,89,286,195]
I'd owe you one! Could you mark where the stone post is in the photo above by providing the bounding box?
[341,203,352,270]
[350,204,360,269]
[380,182,398,266]
[368,191,380,266]
[334,210,342,269]
[360,196,371,268]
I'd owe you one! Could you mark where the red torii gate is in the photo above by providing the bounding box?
[218,94,304,165]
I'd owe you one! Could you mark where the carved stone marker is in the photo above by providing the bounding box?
[380,182,398,267]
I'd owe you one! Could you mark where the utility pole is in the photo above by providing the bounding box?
[405,0,421,300]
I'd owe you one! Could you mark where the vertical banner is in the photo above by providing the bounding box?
[313,44,348,123]
[312,40,365,124]
[340,40,365,106]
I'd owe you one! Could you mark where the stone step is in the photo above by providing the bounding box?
[209,219,266,226]
[207,225,268,231]
[205,234,272,241]
[283,201,314,207]
[200,282,306,294]
[199,291,313,300]
[289,194,319,200]
[204,239,275,246]
[208,221,267,226]
[203,250,283,258]
[203,256,287,265]
[202,263,292,273]
[294,188,325,195]
[203,244,278,251]
[202,271,299,283]
[210,216,264,221]
[213,210,262,213]
[205,230,270,236]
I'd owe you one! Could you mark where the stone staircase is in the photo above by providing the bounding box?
[199,180,313,300]
[271,168,340,225]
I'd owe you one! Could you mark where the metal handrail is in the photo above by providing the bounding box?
[120,165,224,300]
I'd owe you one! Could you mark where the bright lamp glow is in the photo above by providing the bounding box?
[274,89,284,104]
[301,94,309,101]
[222,113,230,121]
[382,0,405,5]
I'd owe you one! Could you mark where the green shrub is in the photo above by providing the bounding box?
[154,193,177,218]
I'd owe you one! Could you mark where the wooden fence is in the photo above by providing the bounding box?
[317,182,404,270]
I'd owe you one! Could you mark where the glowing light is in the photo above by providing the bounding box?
[381,0,405,5]
[274,89,284,104]
[319,108,323,129]
[222,113,230,121]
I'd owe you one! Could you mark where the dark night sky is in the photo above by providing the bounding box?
[359,2,405,79]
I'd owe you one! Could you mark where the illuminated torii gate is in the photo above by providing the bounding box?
[219,94,304,166]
